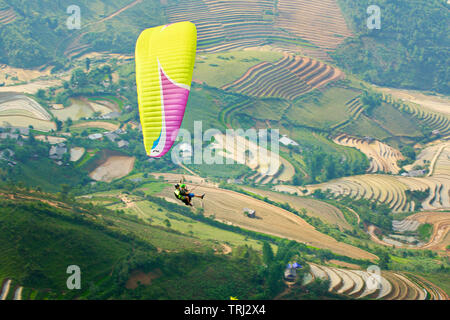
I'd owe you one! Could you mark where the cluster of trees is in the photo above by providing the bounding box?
[335,0,449,94]
[337,196,393,231]
[292,148,369,185]
[0,0,166,68]
[361,89,383,116]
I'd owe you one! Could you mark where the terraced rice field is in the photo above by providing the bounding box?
[0,8,16,25]
[164,0,311,53]
[52,98,117,121]
[211,133,294,184]
[297,140,450,212]
[302,172,450,213]
[333,134,404,174]
[379,87,450,117]
[395,211,450,252]
[153,173,377,261]
[331,97,364,131]
[0,93,56,131]
[307,263,446,300]
[404,141,447,172]
[223,54,344,100]
[396,102,450,136]
[275,0,353,59]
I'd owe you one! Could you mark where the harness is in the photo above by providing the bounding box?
[174,189,183,199]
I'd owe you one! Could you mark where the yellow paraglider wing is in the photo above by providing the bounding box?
[135,22,197,158]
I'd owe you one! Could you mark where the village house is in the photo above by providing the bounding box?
[279,135,299,147]
[117,140,129,148]
[101,112,121,120]
[401,169,427,177]
[104,132,119,142]
[88,133,103,140]
[0,132,19,140]
[49,143,68,160]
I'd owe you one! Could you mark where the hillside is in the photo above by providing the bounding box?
[0,188,275,299]
[335,0,450,94]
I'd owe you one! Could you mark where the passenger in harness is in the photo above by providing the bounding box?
[174,183,204,206]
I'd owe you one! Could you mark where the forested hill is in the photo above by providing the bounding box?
[335,0,449,94]
[0,0,165,68]
[0,0,448,95]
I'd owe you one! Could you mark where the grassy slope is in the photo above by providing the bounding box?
[285,87,359,130]
[0,199,133,290]
[193,50,284,88]
[0,189,272,299]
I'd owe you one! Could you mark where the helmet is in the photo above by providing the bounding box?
[175,184,180,188]
[181,184,186,188]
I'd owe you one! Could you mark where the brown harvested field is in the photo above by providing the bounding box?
[369,211,450,253]
[275,0,353,57]
[89,156,135,182]
[153,173,377,261]
[0,8,16,25]
[223,54,344,100]
[0,64,53,85]
[242,186,352,230]
[71,121,120,131]
[334,134,404,174]
[407,211,450,252]
[377,87,450,117]
[327,260,361,270]
[0,79,64,94]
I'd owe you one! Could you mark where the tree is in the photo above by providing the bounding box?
[262,241,274,266]
[70,69,88,88]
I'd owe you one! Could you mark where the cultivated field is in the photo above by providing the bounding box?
[242,186,353,230]
[275,0,353,59]
[70,147,86,162]
[193,50,283,88]
[89,156,135,182]
[223,53,344,100]
[153,173,377,261]
[71,121,120,132]
[393,211,450,252]
[0,93,56,131]
[52,98,117,121]
[307,263,448,300]
[165,0,317,54]
[393,101,450,136]
[378,87,450,117]
[0,8,16,25]
[333,134,404,174]
[211,132,294,184]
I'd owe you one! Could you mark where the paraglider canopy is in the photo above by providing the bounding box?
[135,22,197,158]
